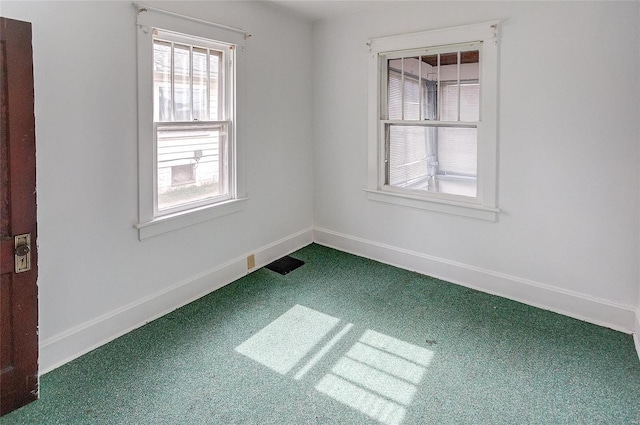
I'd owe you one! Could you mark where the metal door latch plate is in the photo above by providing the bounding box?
[14,233,31,273]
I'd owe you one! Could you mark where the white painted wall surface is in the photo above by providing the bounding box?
[2,0,314,372]
[313,2,640,329]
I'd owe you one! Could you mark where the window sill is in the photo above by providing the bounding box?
[365,189,498,221]
[136,197,248,240]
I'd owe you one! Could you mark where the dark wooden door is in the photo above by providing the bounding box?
[0,17,39,416]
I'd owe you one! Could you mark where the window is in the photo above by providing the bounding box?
[136,6,248,239]
[367,22,500,221]
[152,30,233,215]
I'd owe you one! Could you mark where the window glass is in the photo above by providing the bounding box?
[437,52,459,121]
[192,47,208,120]
[384,46,480,198]
[402,57,420,120]
[173,44,191,121]
[152,32,233,215]
[210,52,222,121]
[387,58,402,120]
[388,125,431,187]
[439,51,479,122]
[153,41,172,122]
[156,124,228,211]
[437,127,477,177]
[387,125,477,197]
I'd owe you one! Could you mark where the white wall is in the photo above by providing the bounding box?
[2,0,314,372]
[313,1,640,331]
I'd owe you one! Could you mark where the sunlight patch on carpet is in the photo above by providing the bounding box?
[234,304,340,375]
[235,304,434,425]
[316,330,433,425]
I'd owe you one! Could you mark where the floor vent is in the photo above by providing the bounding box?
[265,256,305,275]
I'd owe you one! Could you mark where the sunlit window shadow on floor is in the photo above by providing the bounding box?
[234,304,341,375]
[316,330,434,425]
[234,305,434,425]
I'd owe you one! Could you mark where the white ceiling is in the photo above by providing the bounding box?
[266,0,393,22]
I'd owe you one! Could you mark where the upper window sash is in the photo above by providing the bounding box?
[381,42,482,125]
[152,29,234,124]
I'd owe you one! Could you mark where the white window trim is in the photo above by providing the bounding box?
[366,21,500,221]
[135,5,248,240]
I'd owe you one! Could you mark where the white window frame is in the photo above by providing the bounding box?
[135,6,248,240]
[366,21,500,221]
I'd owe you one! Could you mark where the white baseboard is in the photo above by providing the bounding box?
[313,227,637,334]
[40,228,313,374]
[40,226,637,374]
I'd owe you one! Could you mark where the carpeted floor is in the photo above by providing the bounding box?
[3,243,640,424]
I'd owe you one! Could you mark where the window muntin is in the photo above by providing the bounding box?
[382,43,480,201]
[152,30,235,217]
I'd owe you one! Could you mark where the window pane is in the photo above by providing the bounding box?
[192,48,208,121]
[388,58,428,121]
[157,124,228,211]
[388,125,432,187]
[173,44,191,121]
[459,83,479,122]
[389,50,480,123]
[440,80,480,122]
[440,82,459,122]
[388,59,402,120]
[153,41,172,122]
[210,51,222,121]
[403,57,420,120]
[460,51,479,121]
[438,52,459,121]
[387,124,477,197]
[422,55,438,120]
[437,127,477,176]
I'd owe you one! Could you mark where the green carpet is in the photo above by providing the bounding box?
[3,244,640,424]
